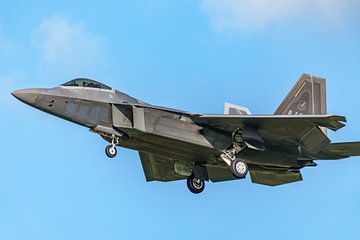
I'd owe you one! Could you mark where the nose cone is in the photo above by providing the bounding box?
[11,88,43,106]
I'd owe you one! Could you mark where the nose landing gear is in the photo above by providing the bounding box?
[105,145,117,158]
[105,135,119,158]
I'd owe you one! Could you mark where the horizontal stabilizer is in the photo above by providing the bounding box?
[322,142,360,158]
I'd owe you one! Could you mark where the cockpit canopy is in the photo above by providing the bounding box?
[61,78,111,90]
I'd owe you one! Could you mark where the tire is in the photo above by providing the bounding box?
[230,158,248,178]
[105,145,117,158]
[187,175,205,194]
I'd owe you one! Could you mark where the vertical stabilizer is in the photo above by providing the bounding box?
[275,74,327,116]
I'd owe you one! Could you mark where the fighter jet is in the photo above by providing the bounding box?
[11,74,360,194]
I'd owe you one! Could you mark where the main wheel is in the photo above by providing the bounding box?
[230,158,248,178]
[187,175,205,194]
[105,145,117,158]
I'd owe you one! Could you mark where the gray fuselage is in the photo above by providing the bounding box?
[12,85,303,169]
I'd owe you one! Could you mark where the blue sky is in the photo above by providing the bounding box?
[1,0,360,239]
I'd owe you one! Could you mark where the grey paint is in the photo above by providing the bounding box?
[11,75,360,187]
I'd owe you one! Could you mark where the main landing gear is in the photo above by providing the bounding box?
[187,175,205,194]
[220,129,249,179]
[222,149,249,179]
[230,158,249,178]
[185,158,249,194]
[105,135,119,158]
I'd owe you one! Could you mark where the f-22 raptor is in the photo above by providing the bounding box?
[12,74,360,194]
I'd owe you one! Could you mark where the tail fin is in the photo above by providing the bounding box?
[275,73,327,116]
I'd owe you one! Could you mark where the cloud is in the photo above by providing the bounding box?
[201,0,358,32]
[32,14,108,72]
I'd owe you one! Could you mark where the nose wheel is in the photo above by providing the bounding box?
[187,175,205,194]
[105,135,118,158]
[105,145,117,158]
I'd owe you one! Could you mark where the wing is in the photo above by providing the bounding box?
[192,115,345,146]
[139,151,303,186]
[206,165,237,182]
[208,164,303,186]
[139,151,238,182]
[139,151,186,182]
[249,165,303,186]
